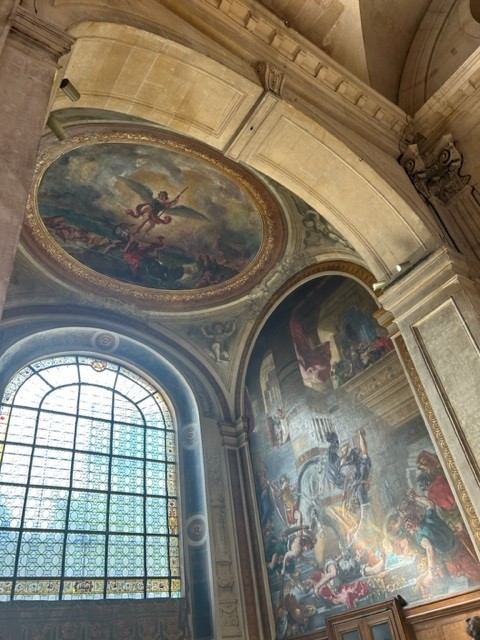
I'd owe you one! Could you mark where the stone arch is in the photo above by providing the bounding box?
[52,21,437,280]
[0,309,236,638]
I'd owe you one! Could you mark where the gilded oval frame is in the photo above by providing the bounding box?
[24,129,287,311]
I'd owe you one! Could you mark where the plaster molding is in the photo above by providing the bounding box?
[160,0,409,155]
[10,6,74,61]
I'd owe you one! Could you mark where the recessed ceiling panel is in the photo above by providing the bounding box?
[24,130,286,310]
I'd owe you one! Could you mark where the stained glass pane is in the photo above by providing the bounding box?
[72,453,109,491]
[106,578,144,599]
[109,494,144,532]
[69,491,107,531]
[0,485,26,527]
[145,461,166,494]
[114,373,150,403]
[64,533,105,577]
[0,356,179,601]
[78,362,118,388]
[78,386,112,419]
[107,535,144,576]
[12,376,51,408]
[39,364,79,387]
[1,444,31,484]
[146,498,167,534]
[36,411,76,449]
[75,418,110,453]
[112,422,144,458]
[2,407,36,444]
[145,429,165,459]
[146,536,169,575]
[30,448,72,487]
[0,531,19,577]
[23,488,68,529]
[110,457,144,494]
[17,531,63,577]
[42,386,79,413]
[63,578,104,599]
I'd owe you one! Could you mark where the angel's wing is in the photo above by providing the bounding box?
[118,176,154,203]
[169,204,211,222]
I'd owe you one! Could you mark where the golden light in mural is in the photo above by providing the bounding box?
[24,128,287,310]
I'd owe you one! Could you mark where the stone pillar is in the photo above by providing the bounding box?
[0,7,74,315]
[219,418,272,640]
[379,247,480,533]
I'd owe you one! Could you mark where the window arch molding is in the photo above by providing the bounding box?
[0,320,215,636]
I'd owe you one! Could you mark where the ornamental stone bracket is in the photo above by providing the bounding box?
[400,134,480,275]
[254,60,285,96]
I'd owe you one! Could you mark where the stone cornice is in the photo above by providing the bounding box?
[10,6,74,61]
[160,0,409,155]
[378,247,476,324]
[413,47,480,143]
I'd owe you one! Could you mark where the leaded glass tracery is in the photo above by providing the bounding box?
[0,356,180,601]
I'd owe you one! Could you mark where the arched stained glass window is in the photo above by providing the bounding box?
[0,356,180,601]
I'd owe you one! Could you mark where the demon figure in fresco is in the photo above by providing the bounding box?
[246,276,480,639]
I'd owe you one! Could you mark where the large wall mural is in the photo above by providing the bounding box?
[245,276,480,638]
[24,131,286,309]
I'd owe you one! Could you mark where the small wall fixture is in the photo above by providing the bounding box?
[47,114,66,141]
[395,261,411,273]
[372,281,388,292]
[60,78,80,102]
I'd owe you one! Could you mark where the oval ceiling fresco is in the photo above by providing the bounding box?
[24,130,286,310]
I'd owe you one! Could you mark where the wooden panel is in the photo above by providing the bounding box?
[405,588,480,640]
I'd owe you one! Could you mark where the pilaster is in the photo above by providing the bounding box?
[379,247,480,534]
[217,418,273,640]
[0,8,74,317]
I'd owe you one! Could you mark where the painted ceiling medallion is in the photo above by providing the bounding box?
[24,131,286,310]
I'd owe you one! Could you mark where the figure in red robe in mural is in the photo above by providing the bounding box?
[289,311,332,383]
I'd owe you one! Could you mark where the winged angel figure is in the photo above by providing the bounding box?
[118,176,210,238]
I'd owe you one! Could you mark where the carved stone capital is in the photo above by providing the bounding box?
[254,60,285,96]
[400,134,470,204]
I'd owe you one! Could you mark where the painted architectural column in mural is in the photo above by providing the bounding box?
[0,7,73,316]
[380,247,480,531]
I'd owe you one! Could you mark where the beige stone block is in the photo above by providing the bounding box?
[113,48,158,96]
[57,23,262,149]
[230,101,434,277]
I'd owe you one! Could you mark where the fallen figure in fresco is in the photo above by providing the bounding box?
[308,546,386,609]
[402,490,480,598]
